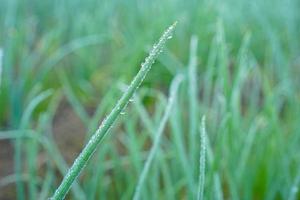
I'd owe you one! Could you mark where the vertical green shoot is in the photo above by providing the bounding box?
[188,35,199,176]
[50,22,177,200]
[197,116,206,200]
[133,74,183,200]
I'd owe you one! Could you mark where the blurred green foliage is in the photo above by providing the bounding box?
[0,0,300,199]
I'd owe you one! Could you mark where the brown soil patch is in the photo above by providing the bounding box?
[52,100,87,165]
[0,141,15,200]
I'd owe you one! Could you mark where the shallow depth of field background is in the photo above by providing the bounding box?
[0,0,300,199]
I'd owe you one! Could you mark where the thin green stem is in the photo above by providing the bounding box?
[50,22,177,200]
[188,35,199,183]
[133,74,183,200]
[197,116,206,200]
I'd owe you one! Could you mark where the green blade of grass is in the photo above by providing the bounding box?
[38,161,55,200]
[133,74,183,200]
[188,35,199,178]
[50,22,177,200]
[15,90,52,200]
[169,92,195,197]
[197,116,206,200]
[132,90,175,199]
[205,121,224,200]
